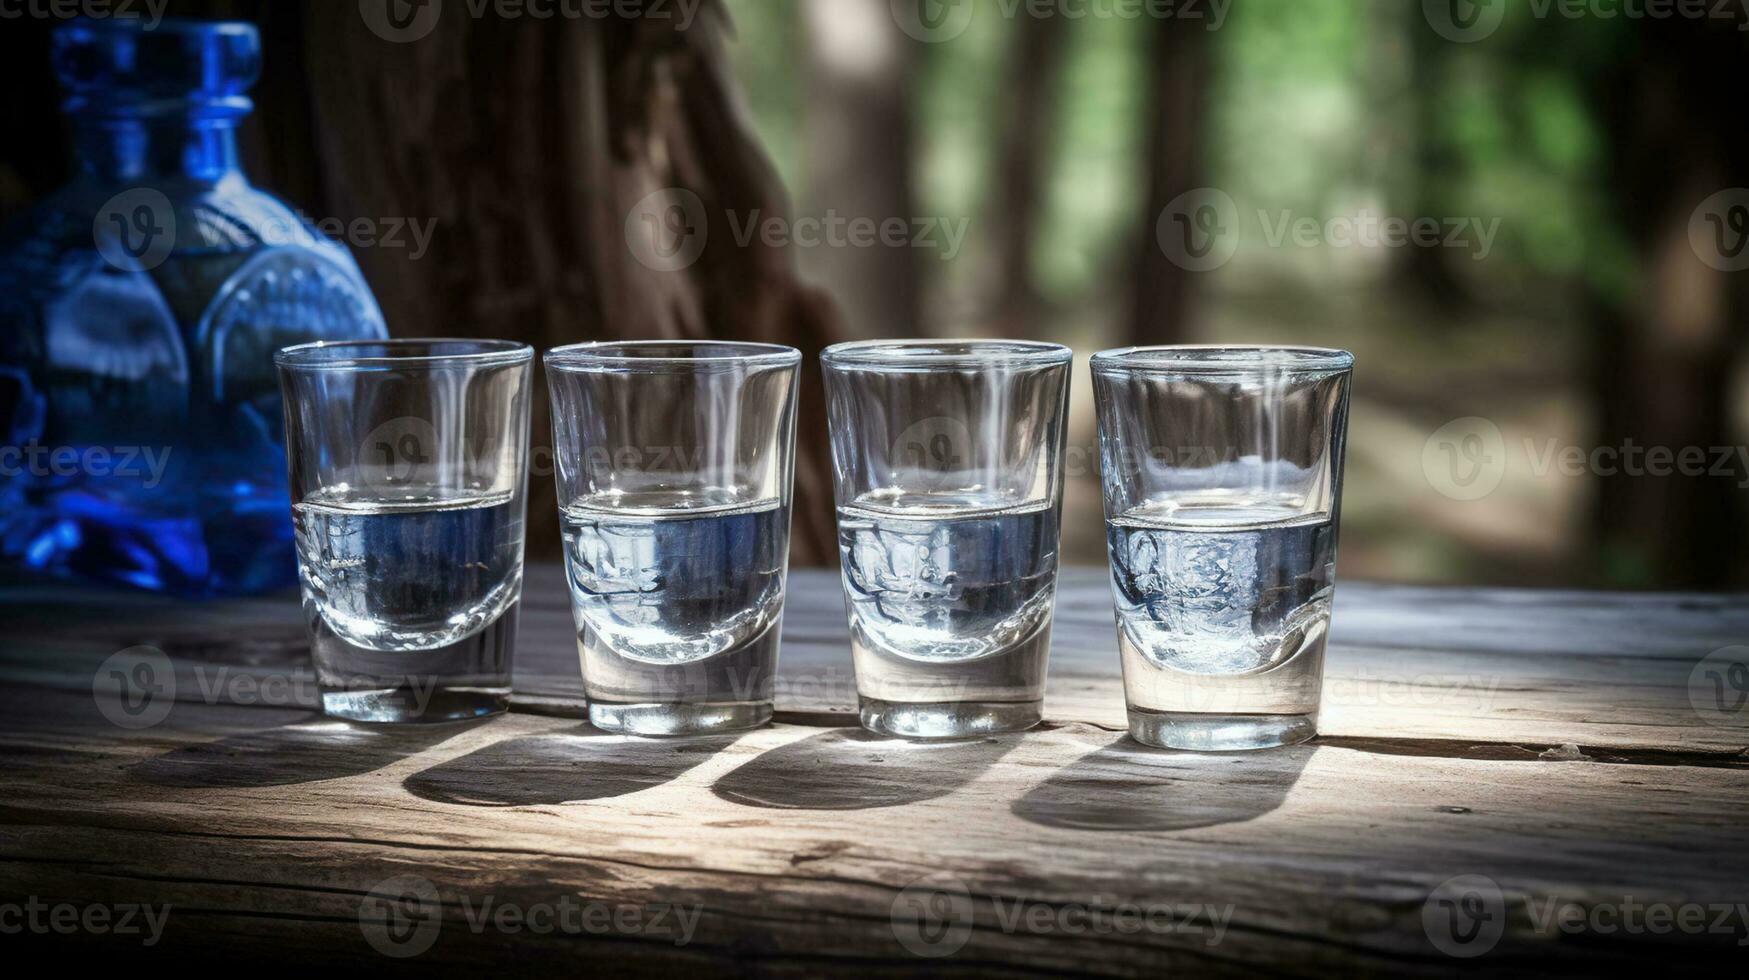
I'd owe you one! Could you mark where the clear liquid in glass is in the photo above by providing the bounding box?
[291,487,523,722]
[561,490,788,735]
[837,490,1058,738]
[1106,498,1335,749]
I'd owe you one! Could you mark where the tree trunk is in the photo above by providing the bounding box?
[1587,19,1749,588]
[137,0,847,564]
[798,0,918,338]
[985,12,1069,338]
[1403,2,1468,308]
[1127,17,1210,347]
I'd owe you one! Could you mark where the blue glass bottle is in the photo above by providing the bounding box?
[0,19,387,595]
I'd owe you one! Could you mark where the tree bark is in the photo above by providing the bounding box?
[134,0,847,564]
[1403,4,1468,308]
[1586,19,1749,588]
[798,0,918,339]
[1127,17,1210,347]
[985,12,1069,338]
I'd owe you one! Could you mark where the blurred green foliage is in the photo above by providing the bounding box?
[723,0,1642,310]
[715,0,1708,586]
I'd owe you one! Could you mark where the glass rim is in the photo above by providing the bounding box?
[545,340,801,371]
[1091,345,1353,374]
[821,339,1072,369]
[274,338,533,370]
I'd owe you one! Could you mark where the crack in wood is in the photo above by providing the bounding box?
[1316,736,1749,768]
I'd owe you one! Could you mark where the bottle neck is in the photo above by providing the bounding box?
[74,116,244,184]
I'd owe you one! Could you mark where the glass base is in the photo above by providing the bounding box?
[859,697,1042,740]
[588,700,772,736]
[321,686,509,724]
[1127,708,1316,751]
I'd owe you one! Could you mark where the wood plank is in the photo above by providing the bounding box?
[0,685,1744,972]
[5,567,1746,753]
[2,570,1746,971]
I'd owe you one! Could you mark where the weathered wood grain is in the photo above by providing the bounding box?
[0,568,1745,973]
[7,568,1746,751]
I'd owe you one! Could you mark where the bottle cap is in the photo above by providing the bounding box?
[52,18,260,120]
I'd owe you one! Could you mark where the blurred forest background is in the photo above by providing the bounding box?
[2,0,1745,589]
[717,0,1749,589]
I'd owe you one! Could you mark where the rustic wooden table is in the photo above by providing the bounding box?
[1,566,1745,974]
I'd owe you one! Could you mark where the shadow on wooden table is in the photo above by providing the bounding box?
[129,715,475,788]
[404,727,738,806]
[1011,738,1316,832]
[711,730,1018,810]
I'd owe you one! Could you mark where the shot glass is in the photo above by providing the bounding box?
[546,341,801,736]
[822,340,1072,739]
[1091,346,1353,751]
[275,339,534,723]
